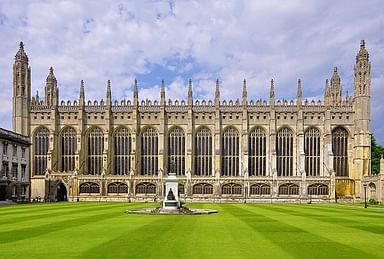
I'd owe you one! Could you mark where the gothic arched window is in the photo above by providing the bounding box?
[276,127,293,176]
[108,182,128,194]
[250,184,271,195]
[34,127,49,175]
[135,182,156,194]
[114,127,132,175]
[194,127,212,176]
[168,127,185,176]
[60,127,76,172]
[304,127,321,176]
[79,182,100,194]
[221,127,239,176]
[308,184,329,195]
[332,127,349,176]
[141,127,158,176]
[278,183,299,195]
[87,127,104,175]
[248,127,266,176]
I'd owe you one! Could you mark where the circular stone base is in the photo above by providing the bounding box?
[127,207,218,215]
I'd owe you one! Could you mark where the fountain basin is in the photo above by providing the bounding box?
[127,207,218,215]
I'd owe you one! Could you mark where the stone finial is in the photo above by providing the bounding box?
[79,80,85,106]
[215,79,220,107]
[133,79,138,99]
[188,79,192,98]
[360,39,365,48]
[188,79,193,107]
[46,67,56,82]
[297,79,302,98]
[297,79,302,108]
[15,41,28,61]
[380,155,384,174]
[331,67,340,87]
[242,79,247,98]
[270,79,275,99]
[215,79,220,99]
[106,80,111,103]
[161,79,165,98]
[357,39,369,62]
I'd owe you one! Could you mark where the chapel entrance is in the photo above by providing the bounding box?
[0,185,6,201]
[56,183,67,201]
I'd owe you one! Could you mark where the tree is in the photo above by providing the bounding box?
[371,135,384,174]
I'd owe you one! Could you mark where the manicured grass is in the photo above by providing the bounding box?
[0,202,383,258]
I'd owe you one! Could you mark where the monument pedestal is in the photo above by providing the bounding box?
[162,173,179,209]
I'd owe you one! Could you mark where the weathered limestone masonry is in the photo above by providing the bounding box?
[363,156,384,203]
[12,41,375,202]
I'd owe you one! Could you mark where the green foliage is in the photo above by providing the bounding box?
[369,198,379,205]
[1,202,384,258]
[371,135,384,174]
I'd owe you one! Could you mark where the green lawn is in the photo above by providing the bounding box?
[0,202,383,258]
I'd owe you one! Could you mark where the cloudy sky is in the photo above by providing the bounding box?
[0,0,383,144]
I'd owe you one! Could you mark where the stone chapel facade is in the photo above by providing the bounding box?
[12,41,373,202]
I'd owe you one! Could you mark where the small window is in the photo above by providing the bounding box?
[3,143,8,155]
[13,145,17,156]
[21,148,25,158]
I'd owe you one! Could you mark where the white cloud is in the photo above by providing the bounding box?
[0,0,383,144]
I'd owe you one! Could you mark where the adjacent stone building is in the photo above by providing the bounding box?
[12,41,373,202]
[0,128,30,201]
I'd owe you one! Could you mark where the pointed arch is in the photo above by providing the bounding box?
[278,183,299,196]
[221,126,240,176]
[60,126,77,172]
[308,183,328,195]
[135,182,156,194]
[140,127,158,176]
[113,127,132,175]
[87,127,104,175]
[276,127,294,176]
[33,127,49,175]
[79,182,100,194]
[304,127,321,176]
[168,126,185,176]
[332,127,349,176]
[248,127,267,176]
[250,183,271,195]
[108,182,128,194]
[194,126,212,176]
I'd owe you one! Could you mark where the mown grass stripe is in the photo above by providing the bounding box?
[0,202,383,258]
[237,204,381,258]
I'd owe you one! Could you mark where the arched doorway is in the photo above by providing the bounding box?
[0,185,6,201]
[56,183,67,201]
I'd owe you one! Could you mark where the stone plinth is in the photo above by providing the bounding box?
[162,173,179,209]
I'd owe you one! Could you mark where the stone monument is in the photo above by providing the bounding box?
[162,172,179,209]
